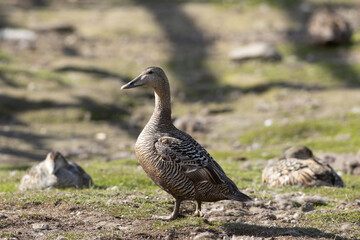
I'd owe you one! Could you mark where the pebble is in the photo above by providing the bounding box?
[229,42,281,61]
[32,223,50,230]
[0,28,36,42]
[341,223,352,231]
[293,212,302,220]
[95,132,107,141]
[264,213,277,220]
[56,236,68,240]
[106,186,119,191]
[193,231,216,240]
[301,202,315,212]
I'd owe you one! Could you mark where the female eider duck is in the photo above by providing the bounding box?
[121,67,252,220]
[262,146,345,187]
[19,151,93,190]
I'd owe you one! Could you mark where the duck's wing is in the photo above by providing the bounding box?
[155,135,226,185]
[265,156,345,187]
[307,157,345,187]
[263,158,318,187]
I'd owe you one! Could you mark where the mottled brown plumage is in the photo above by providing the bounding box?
[121,67,251,220]
[19,151,93,190]
[262,146,345,188]
[307,8,352,46]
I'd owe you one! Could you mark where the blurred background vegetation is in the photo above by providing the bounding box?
[0,0,359,165]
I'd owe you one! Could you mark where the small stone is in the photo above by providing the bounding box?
[95,132,107,140]
[301,202,315,212]
[341,223,352,231]
[229,42,281,61]
[282,217,290,223]
[193,231,216,240]
[0,28,36,42]
[351,107,360,114]
[264,213,277,220]
[173,115,208,134]
[293,212,302,220]
[264,119,273,127]
[106,186,119,191]
[32,223,50,230]
[56,236,68,240]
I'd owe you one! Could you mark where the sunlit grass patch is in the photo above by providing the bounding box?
[86,159,157,191]
[0,165,29,192]
[239,113,360,154]
[302,210,360,239]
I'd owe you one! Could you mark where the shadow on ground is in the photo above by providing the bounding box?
[54,66,132,82]
[281,0,360,87]
[223,222,347,239]
[134,0,221,101]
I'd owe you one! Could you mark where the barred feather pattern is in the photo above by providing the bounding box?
[262,146,345,187]
[124,67,251,219]
[135,116,251,202]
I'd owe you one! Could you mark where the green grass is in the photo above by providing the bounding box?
[239,113,360,154]
[1,155,359,239]
[302,210,360,239]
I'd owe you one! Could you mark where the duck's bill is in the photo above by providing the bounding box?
[121,76,143,89]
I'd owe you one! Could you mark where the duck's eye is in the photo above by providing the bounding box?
[147,70,153,74]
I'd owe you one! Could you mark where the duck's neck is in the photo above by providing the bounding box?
[148,82,172,129]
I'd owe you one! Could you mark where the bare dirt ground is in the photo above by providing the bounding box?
[1,189,357,240]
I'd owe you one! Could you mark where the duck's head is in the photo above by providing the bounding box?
[283,146,314,160]
[44,151,68,174]
[121,67,168,90]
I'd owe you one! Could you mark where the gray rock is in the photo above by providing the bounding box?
[264,213,277,220]
[106,186,119,191]
[231,236,263,240]
[193,231,216,240]
[224,209,245,217]
[173,115,208,134]
[0,28,36,42]
[229,42,281,62]
[293,212,302,220]
[32,223,50,230]
[56,236,68,240]
[294,195,328,206]
[301,202,315,212]
[341,223,352,231]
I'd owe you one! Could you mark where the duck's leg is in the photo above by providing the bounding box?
[152,199,181,220]
[193,200,203,217]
